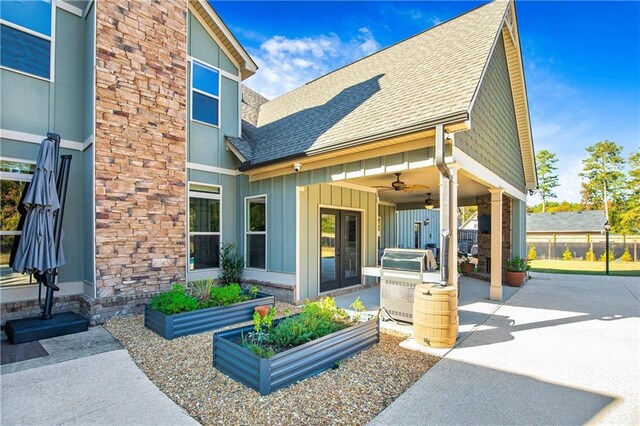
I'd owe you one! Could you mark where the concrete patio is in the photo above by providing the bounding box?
[369,272,640,425]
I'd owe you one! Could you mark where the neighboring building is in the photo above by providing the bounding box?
[525,210,637,260]
[395,209,441,251]
[1,0,535,324]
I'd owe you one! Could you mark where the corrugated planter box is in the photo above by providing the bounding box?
[144,292,275,340]
[213,315,380,395]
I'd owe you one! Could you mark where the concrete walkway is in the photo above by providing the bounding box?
[1,328,197,426]
[371,273,640,425]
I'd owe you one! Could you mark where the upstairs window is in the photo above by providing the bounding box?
[0,0,53,79]
[191,60,220,127]
[189,183,221,270]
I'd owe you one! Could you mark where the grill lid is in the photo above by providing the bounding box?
[381,249,429,272]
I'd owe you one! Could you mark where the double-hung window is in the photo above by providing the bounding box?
[0,0,53,80]
[191,60,220,127]
[0,158,36,286]
[189,183,221,270]
[245,196,266,270]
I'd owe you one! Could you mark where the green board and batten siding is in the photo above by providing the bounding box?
[1,7,93,288]
[455,36,526,192]
[378,204,396,252]
[298,183,377,300]
[187,11,240,171]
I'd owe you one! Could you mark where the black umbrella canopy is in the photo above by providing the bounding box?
[11,138,64,275]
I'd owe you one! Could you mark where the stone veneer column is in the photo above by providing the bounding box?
[94,0,187,298]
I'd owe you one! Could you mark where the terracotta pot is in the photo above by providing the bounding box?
[504,271,525,287]
[461,263,475,275]
[254,305,270,318]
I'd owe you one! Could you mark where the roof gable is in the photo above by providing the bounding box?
[231,1,534,170]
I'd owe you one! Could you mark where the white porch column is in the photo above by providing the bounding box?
[448,167,459,289]
[489,188,504,301]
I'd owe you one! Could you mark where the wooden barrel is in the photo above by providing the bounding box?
[413,284,458,348]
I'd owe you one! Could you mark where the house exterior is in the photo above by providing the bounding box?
[1,0,535,325]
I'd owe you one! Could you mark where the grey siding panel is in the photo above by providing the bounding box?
[220,77,239,169]
[144,293,275,340]
[379,205,397,250]
[189,12,220,65]
[213,316,380,395]
[0,71,50,134]
[189,123,220,166]
[83,2,95,140]
[455,36,526,191]
[396,209,441,249]
[54,9,85,142]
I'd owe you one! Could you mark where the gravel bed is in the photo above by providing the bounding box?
[104,302,439,426]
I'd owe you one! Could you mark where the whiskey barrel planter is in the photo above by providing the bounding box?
[144,292,275,340]
[213,315,380,395]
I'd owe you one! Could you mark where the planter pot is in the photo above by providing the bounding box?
[504,271,525,287]
[144,292,275,340]
[460,263,475,275]
[213,315,380,395]
[254,305,270,318]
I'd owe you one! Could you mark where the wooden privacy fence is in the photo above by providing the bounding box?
[526,234,640,261]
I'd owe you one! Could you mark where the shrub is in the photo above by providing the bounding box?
[209,283,248,307]
[528,244,537,261]
[186,278,215,302]
[149,284,198,315]
[585,248,596,262]
[220,243,244,285]
[620,247,633,262]
[599,249,615,262]
[562,247,573,261]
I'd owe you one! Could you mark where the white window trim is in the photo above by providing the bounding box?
[188,181,222,272]
[0,0,55,82]
[190,59,221,129]
[245,194,267,271]
[0,157,35,287]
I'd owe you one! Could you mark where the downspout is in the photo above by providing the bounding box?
[435,124,451,286]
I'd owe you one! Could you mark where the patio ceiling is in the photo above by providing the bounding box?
[345,167,489,206]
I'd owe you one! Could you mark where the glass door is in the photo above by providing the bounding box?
[320,209,361,292]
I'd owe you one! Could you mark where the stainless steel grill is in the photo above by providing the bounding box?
[380,249,434,322]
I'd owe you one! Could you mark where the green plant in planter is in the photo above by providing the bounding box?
[505,256,530,272]
[209,283,247,307]
[249,285,259,299]
[350,297,366,321]
[219,243,244,285]
[186,278,215,302]
[149,284,198,315]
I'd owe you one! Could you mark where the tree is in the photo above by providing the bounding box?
[617,150,640,234]
[579,141,627,210]
[527,201,582,213]
[458,206,478,224]
[535,150,560,212]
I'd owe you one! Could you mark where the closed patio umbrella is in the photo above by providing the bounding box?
[11,136,64,284]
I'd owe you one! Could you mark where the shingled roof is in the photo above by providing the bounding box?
[228,0,512,168]
[527,211,607,233]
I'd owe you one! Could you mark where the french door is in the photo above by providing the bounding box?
[320,209,361,293]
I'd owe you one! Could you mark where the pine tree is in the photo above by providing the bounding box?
[535,150,560,212]
[579,141,627,210]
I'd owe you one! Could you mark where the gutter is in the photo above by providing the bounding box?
[238,111,469,172]
[434,124,451,286]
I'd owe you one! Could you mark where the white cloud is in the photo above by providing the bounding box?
[243,28,381,99]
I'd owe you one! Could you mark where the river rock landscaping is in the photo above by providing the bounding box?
[104,301,439,425]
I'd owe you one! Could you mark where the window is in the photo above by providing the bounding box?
[1,158,36,286]
[189,183,221,270]
[191,60,219,127]
[413,222,421,249]
[245,196,266,269]
[0,0,53,79]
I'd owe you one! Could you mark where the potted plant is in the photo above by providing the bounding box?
[504,256,530,287]
[459,252,475,275]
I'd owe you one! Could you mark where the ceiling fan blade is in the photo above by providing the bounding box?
[402,184,429,192]
[373,186,393,192]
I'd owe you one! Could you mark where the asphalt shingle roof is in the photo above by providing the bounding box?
[526,211,607,233]
[229,0,510,167]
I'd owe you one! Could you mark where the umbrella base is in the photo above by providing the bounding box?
[5,311,89,345]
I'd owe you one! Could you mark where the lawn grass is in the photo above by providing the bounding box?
[530,259,640,277]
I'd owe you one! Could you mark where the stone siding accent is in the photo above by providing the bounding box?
[455,36,526,191]
[477,194,513,276]
[1,296,83,328]
[94,1,187,298]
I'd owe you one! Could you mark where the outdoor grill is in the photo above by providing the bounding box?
[380,248,435,322]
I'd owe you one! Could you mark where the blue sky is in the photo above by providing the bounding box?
[213,1,640,204]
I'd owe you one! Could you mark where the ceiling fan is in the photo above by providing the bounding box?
[373,173,429,193]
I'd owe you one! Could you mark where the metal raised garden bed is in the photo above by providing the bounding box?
[144,292,275,340]
[213,315,380,395]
